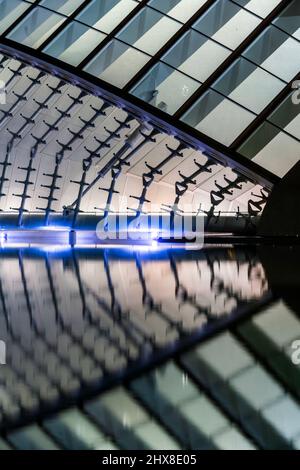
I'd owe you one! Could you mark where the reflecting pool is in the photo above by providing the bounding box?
[0,245,299,450]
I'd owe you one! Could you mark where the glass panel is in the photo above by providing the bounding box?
[212,57,285,113]
[76,0,138,34]
[133,363,198,406]
[8,425,59,450]
[0,0,32,35]
[131,362,255,450]
[97,442,119,450]
[0,438,11,450]
[40,0,84,16]
[239,122,300,177]
[7,7,66,48]
[162,29,231,82]
[268,93,300,140]
[252,301,300,347]
[238,301,300,401]
[85,387,155,449]
[295,436,300,450]
[263,396,300,441]
[213,428,255,450]
[148,0,207,23]
[181,333,295,449]
[130,363,215,449]
[180,395,228,436]
[84,39,150,88]
[193,0,261,50]
[85,387,179,450]
[192,333,254,379]
[244,26,300,82]
[85,387,149,449]
[134,421,180,450]
[117,7,181,55]
[181,89,254,145]
[44,409,112,450]
[231,365,283,410]
[273,0,300,40]
[44,22,106,66]
[238,90,300,176]
[86,387,148,429]
[234,0,282,18]
[131,62,199,114]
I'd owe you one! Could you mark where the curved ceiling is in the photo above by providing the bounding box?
[0,0,298,228]
[0,0,299,181]
[0,0,298,182]
[0,53,268,228]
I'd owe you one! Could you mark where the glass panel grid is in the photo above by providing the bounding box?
[181,332,300,449]
[44,409,115,450]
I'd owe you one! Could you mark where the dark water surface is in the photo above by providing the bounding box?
[0,245,299,450]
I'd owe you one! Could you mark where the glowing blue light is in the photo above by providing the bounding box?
[37,225,70,231]
[38,245,72,253]
[0,231,7,243]
[150,230,160,240]
[0,225,193,251]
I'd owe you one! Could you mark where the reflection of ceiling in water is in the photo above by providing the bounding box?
[2,290,300,450]
[0,247,269,435]
[0,247,300,450]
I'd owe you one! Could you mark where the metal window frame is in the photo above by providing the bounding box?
[0,37,278,190]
